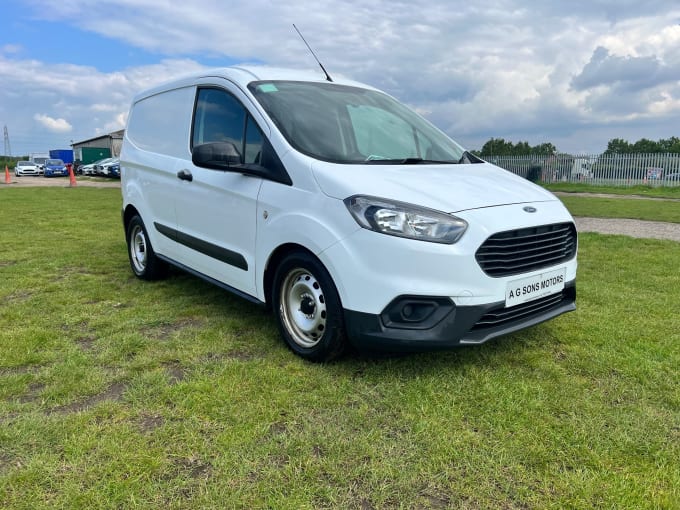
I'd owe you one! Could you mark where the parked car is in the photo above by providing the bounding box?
[14,160,42,176]
[121,66,578,362]
[43,159,69,177]
[97,158,120,177]
[80,157,113,176]
[107,161,120,178]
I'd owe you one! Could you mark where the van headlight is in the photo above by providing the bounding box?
[344,195,467,244]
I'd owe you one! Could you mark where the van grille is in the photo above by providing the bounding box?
[471,287,574,331]
[475,222,576,278]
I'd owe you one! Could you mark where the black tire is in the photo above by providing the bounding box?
[125,215,165,280]
[272,252,347,362]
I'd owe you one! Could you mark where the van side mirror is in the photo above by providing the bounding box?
[192,139,293,186]
[192,142,241,170]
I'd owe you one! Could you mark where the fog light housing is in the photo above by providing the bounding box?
[381,296,455,330]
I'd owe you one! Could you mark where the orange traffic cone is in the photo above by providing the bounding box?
[68,164,77,187]
[4,165,10,184]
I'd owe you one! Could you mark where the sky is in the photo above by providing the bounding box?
[1,0,680,157]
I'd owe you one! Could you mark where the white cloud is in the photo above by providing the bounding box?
[1,54,206,152]
[33,114,73,133]
[5,0,680,155]
[90,103,119,113]
[1,44,23,54]
[103,112,128,133]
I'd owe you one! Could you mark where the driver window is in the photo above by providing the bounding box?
[193,88,245,154]
[193,87,264,165]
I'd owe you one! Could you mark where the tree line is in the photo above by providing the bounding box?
[475,139,557,157]
[475,137,680,156]
[603,137,680,154]
[0,155,24,169]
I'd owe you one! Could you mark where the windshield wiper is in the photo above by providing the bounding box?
[364,157,457,165]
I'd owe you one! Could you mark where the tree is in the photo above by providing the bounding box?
[604,138,632,154]
[632,138,662,153]
[479,138,514,156]
[659,136,680,153]
[531,142,557,156]
[0,155,25,169]
[605,137,680,154]
[515,141,531,155]
[478,138,557,157]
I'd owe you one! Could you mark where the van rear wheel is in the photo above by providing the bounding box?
[126,215,165,280]
[273,252,346,362]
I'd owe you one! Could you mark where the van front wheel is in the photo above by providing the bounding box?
[273,252,347,362]
[126,215,165,280]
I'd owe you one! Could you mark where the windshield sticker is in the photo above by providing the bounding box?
[258,83,279,93]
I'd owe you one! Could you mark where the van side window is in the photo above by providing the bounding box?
[192,88,263,165]
[126,86,194,158]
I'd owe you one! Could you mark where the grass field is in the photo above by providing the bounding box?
[1,188,678,509]
[543,182,680,200]
[558,195,680,223]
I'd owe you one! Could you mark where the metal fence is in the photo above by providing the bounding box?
[485,153,680,187]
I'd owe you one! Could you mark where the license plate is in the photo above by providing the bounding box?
[506,267,566,307]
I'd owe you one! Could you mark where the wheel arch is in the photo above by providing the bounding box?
[263,243,319,311]
[122,204,141,231]
[266,244,347,361]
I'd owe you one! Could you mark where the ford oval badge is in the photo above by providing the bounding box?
[523,206,537,213]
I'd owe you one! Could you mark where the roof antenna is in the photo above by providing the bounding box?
[293,24,333,82]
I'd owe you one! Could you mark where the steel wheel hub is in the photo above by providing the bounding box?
[280,269,327,348]
[131,225,147,272]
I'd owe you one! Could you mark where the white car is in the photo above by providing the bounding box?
[15,160,42,176]
[121,66,578,361]
[80,157,113,176]
[96,158,120,176]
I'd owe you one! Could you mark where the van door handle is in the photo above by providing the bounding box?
[177,169,193,182]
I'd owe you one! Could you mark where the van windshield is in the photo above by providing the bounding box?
[248,81,466,164]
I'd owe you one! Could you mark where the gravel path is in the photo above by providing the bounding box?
[575,217,680,242]
[1,176,120,188]
[554,192,680,241]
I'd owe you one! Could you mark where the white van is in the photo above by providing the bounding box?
[121,66,577,361]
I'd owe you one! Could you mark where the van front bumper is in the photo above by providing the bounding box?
[343,281,575,352]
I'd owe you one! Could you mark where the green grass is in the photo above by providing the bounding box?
[1,188,679,509]
[543,182,680,199]
[558,195,680,223]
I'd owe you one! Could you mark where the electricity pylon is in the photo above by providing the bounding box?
[3,125,10,157]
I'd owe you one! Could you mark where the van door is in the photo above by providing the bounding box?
[172,85,265,297]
